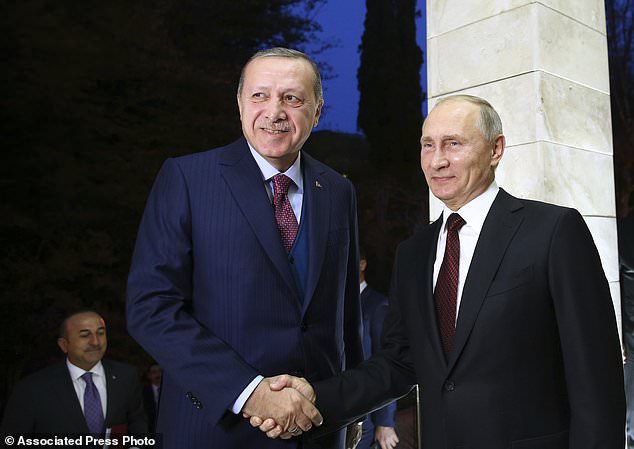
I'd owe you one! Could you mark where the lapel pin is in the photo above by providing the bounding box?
[315,181,322,189]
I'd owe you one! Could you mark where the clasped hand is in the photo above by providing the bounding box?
[242,375,319,439]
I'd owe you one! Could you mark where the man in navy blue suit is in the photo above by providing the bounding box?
[126,47,363,449]
[357,251,397,449]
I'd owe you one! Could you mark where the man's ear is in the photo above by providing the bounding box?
[313,99,324,127]
[57,337,68,354]
[237,94,243,121]
[490,134,505,168]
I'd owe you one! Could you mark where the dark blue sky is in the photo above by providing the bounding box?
[309,0,427,134]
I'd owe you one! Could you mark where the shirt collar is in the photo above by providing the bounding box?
[248,143,303,191]
[359,280,368,294]
[440,182,499,234]
[66,359,105,381]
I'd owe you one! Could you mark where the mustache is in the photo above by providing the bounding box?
[257,120,291,132]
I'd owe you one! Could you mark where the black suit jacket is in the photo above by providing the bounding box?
[313,189,625,449]
[1,359,147,437]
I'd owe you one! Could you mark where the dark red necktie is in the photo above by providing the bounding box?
[272,174,299,253]
[434,213,466,354]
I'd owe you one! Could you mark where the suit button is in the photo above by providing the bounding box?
[300,322,308,332]
[444,381,455,392]
[185,391,193,399]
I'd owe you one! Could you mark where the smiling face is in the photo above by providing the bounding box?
[420,99,505,211]
[57,312,107,371]
[237,56,323,171]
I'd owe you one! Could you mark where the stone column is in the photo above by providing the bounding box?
[426,0,621,330]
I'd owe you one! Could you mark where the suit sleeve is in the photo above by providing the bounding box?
[342,182,364,370]
[370,303,397,428]
[311,247,415,435]
[548,208,625,448]
[124,369,149,435]
[126,159,258,428]
[0,379,36,433]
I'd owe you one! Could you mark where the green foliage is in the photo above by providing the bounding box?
[1,0,325,390]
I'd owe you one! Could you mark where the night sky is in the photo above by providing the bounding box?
[310,0,427,133]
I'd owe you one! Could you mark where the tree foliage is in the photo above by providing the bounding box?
[357,0,423,168]
[355,0,427,290]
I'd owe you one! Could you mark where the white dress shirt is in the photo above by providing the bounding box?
[66,359,107,417]
[248,144,304,223]
[152,384,160,404]
[231,146,305,414]
[432,182,500,320]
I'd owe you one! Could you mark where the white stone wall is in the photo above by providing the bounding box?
[427,0,621,329]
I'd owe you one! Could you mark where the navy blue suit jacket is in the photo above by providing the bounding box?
[360,286,396,429]
[127,139,363,449]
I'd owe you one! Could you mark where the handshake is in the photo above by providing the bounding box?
[241,375,321,439]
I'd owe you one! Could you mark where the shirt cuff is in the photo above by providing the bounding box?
[231,375,264,414]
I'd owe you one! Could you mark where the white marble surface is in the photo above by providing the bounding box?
[537,72,612,154]
[427,0,606,37]
[583,216,621,283]
[427,3,609,97]
[609,281,623,340]
[497,142,616,216]
[428,72,612,153]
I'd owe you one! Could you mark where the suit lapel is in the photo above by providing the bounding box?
[301,153,329,312]
[103,361,119,427]
[220,140,299,301]
[53,362,90,432]
[447,190,524,372]
[415,218,447,365]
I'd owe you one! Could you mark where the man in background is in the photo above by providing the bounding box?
[358,251,398,449]
[142,362,162,437]
[1,310,147,437]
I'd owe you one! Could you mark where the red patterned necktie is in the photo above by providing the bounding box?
[434,213,466,354]
[272,174,299,253]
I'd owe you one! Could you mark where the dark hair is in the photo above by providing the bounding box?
[58,309,103,338]
[237,47,323,102]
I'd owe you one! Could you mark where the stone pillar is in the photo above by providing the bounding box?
[426,0,621,330]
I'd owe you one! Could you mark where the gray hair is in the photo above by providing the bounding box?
[432,94,503,143]
[237,47,323,102]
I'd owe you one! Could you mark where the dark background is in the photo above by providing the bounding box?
[1,0,632,414]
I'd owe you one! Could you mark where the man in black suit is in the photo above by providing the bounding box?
[251,94,626,448]
[142,363,162,437]
[1,311,147,438]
